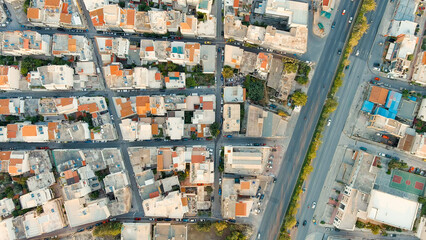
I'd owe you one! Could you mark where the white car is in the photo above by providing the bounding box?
[378,152,386,157]
[312,202,317,209]
[356,50,360,56]
[349,17,353,23]
[327,119,331,127]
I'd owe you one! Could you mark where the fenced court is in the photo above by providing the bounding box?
[390,169,425,196]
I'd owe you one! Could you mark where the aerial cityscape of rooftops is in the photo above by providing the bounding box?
[0,0,425,239]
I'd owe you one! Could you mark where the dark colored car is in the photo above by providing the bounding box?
[337,49,342,55]
[295,221,299,227]
[360,147,367,151]
[303,220,307,226]
[260,194,265,200]
[134,217,141,220]
[182,218,189,222]
[86,226,94,230]
[77,228,85,232]
[218,188,222,195]
[164,218,172,221]
[157,218,164,221]
[331,22,336,29]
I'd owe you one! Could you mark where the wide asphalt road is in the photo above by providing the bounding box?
[256,0,362,239]
[295,0,389,239]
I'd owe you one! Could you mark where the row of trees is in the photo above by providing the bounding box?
[279,0,377,238]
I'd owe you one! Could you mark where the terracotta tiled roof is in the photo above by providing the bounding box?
[78,103,99,113]
[22,125,37,137]
[191,155,205,163]
[60,13,72,24]
[120,101,135,118]
[235,202,247,216]
[57,98,74,106]
[240,181,250,190]
[151,124,159,135]
[126,9,135,26]
[369,86,389,105]
[45,0,61,8]
[27,8,40,19]
[203,102,214,110]
[0,151,11,161]
[7,124,17,138]
[0,99,10,115]
[157,155,164,170]
[67,38,77,52]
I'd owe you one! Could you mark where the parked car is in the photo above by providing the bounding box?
[337,49,342,55]
[409,167,415,172]
[378,152,386,157]
[218,188,222,195]
[312,202,316,209]
[348,17,353,23]
[360,147,367,151]
[134,217,141,220]
[331,22,336,29]
[182,218,189,222]
[327,119,331,126]
[295,221,299,227]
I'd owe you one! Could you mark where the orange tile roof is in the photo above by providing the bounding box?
[240,181,250,190]
[60,13,72,24]
[22,125,37,137]
[181,197,188,206]
[90,8,105,26]
[23,39,30,49]
[110,65,120,75]
[323,0,330,7]
[155,73,161,81]
[45,0,60,8]
[235,202,247,216]
[174,72,180,77]
[0,99,10,115]
[136,96,150,116]
[64,170,73,179]
[0,151,11,161]
[203,102,214,110]
[191,155,205,163]
[146,46,154,51]
[152,124,159,135]
[126,9,135,26]
[369,86,389,105]
[27,8,40,19]
[149,191,160,198]
[157,155,164,170]
[78,103,99,113]
[8,166,18,175]
[57,98,74,106]
[7,124,17,139]
[68,38,77,52]
[233,0,239,8]
[9,158,23,166]
[423,52,426,65]
[165,77,170,83]
[120,101,135,118]
[105,39,113,47]
[61,3,69,14]
[48,122,58,140]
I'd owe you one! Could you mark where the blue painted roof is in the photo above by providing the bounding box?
[361,101,374,113]
[385,91,402,114]
[374,107,396,119]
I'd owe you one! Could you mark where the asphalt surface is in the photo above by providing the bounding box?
[294,1,390,240]
[256,0,364,239]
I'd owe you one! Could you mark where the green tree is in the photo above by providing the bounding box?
[36,206,43,214]
[186,77,198,88]
[209,122,220,137]
[243,76,264,102]
[118,1,125,7]
[324,98,339,114]
[371,225,380,235]
[177,171,188,181]
[93,222,122,237]
[356,220,365,228]
[214,221,228,235]
[205,186,213,194]
[226,231,247,240]
[291,90,308,106]
[196,221,212,232]
[295,76,308,85]
[222,66,234,79]
[89,190,100,200]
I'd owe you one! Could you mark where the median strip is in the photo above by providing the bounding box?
[279,1,377,239]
